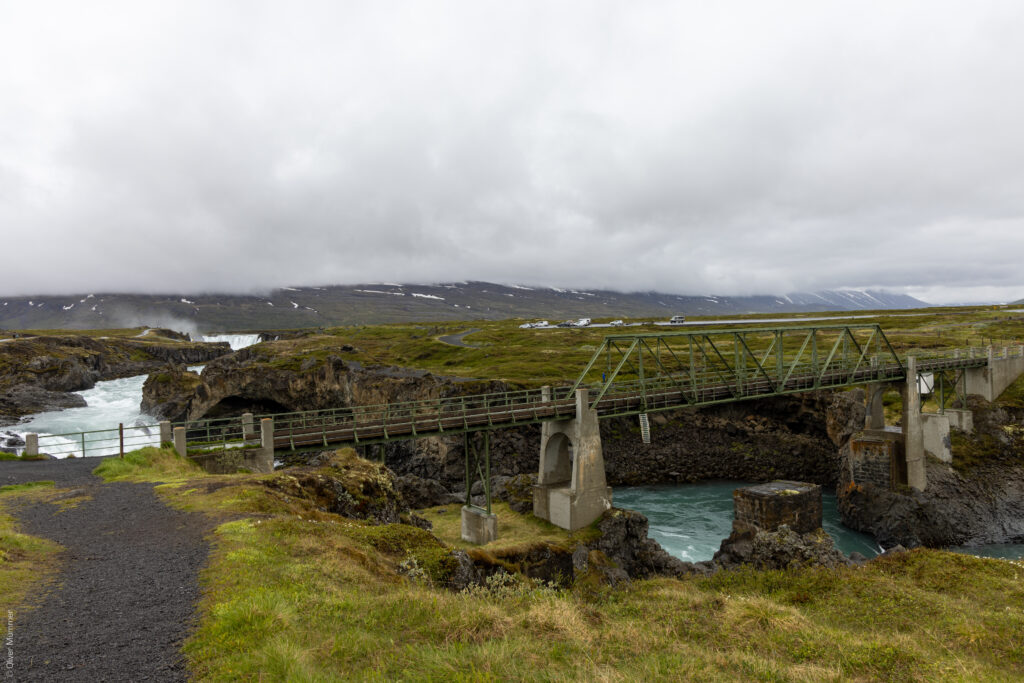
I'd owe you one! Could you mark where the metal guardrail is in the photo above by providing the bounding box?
[172,415,256,454]
[33,422,163,459]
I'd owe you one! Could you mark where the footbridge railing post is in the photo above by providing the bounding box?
[173,427,186,458]
[258,417,274,473]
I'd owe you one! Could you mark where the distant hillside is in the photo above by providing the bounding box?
[0,283,929,332]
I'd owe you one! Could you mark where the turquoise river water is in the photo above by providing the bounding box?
[614,481,1024,562]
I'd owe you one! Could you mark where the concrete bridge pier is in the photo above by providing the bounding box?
[900,357,928,491]
[865,383,887,430]
[533,388,613,531]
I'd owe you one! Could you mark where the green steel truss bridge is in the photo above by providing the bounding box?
[257,324,990,452]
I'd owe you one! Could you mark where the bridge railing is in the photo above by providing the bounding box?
[266,384,594,448]
[172,415,257,454]
[31,423,162,459]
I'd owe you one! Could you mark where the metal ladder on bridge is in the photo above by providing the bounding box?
[638,413,651,444]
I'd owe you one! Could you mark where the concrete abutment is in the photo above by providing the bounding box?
[533,388,613,531]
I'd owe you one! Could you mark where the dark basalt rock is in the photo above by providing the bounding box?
[837,395,1024,549]
[837,466,1024,549]
[0,334,229,421]
[395,473,462,509]
[381,390,867,494]
[0,383,87,416]
[1,430,27,454]
[261,449,429,527]
[140,365,206,422]
[444,550,483,591]
[713,521,852,570]
[588,508,713,579]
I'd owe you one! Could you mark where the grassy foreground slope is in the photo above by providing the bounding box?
[89,449,1024,681]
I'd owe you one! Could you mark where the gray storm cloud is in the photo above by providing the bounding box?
[2,1,1024,303]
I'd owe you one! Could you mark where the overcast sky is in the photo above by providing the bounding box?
[2,1,1023,303]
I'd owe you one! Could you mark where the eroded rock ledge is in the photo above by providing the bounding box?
[0,335,231,423]
[141,342,502,423]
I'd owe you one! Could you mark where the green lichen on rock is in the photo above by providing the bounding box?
[262,448,413,525]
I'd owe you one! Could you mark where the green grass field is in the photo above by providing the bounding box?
[234,305,1024,389]
[84,448,1024,681]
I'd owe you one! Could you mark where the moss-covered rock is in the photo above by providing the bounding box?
[262,448,418,526]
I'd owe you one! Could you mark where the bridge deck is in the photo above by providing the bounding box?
[268,355,987,450]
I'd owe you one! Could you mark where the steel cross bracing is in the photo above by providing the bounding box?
[259,324,990,453]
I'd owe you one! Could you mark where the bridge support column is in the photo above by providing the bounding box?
[256,417,275,473]
[865,384,887,430]
[533,388,612,531]
[900,357,927,491]
[461,506,497,544]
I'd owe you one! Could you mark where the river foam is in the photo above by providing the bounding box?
[200,334,261,350]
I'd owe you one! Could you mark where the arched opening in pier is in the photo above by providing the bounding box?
[543,432,574,486]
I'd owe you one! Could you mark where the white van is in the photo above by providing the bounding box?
[668,315,686,324]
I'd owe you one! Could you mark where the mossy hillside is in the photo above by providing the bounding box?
[88,447,1024,680]
[188,510,1024,680]
[188,306,1024,388]
[1,327,152,339]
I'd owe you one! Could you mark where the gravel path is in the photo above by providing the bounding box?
[438,328,481,348]
[2,458,211,681]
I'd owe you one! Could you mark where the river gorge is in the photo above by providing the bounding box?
[5,346,1022,561]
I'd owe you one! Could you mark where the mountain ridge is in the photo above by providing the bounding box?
[0,283,929,332]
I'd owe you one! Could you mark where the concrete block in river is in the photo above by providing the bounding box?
[733,480,822,534]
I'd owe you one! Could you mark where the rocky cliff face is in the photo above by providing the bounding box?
[838,395,1024,548]
[377,390,866,491]
[0,335,230,423]
[141,342,506,423]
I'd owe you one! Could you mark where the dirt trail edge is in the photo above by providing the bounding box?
[2,458,211,682]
